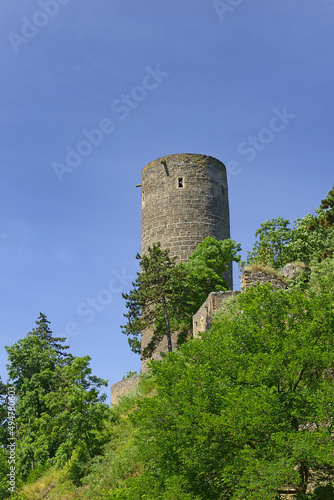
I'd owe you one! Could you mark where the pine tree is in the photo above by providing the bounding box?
[6,313,72,391]
[122,239,241,359]
[122,243,191,358]
[5,314,109,482]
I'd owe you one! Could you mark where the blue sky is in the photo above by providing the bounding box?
[1,0,333,401]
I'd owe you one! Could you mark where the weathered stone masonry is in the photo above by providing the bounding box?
[111,375,141,405]
[193,291,241,337]
[240,269,287,291]
[141,153,231,272]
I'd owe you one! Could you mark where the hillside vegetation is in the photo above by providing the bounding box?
[1,185,334,500]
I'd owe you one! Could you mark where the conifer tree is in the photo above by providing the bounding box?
[308,184,334,229]
[122,238,241,359]
[122,243,191,358]
[5,314,109,482]
[6,313,72,392]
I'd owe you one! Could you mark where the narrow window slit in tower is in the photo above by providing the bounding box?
[178,177,183,188]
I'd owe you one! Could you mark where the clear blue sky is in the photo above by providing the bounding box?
[1,1,333,402]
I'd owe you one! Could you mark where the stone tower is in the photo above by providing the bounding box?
[140,153,231,366]
[141,153,231,266]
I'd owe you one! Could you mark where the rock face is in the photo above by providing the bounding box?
[240,269,287,291]
[281,263,311,280]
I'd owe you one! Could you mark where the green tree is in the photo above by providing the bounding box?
[247,187,334,269]
[286,214,334,266]
[41,356,110,484]
[122,238,241,359]
[5,314,110,483]
[0,448,11,499]
[308,184,334,230]
[122,243,191,359]
[0,376,9,445]
[246,217,292,268]
[184,236,241,303]
[0,377,11,499]
[126,277,334,499]
[6,313,71,392]
[5,314,70,478]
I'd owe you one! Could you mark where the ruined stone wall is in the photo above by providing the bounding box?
[240,269,287,291]
[111,375,141,406]
[193,291,240,337]
[192,270,289,338]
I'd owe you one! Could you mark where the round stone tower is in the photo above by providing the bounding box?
[140,153,231,368]
[141,153,231,282]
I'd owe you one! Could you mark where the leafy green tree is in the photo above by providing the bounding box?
[5,314,69,478]
[6,313,71,392]
[125,276,334,499]
[0,377,11,499]
[286,214,334,266]
[0,448,11,499]
[247,187,334,269]
[308,184,334,230]
[184,236,241,302]
[40,356,110,484]
[246,217,292,268]
[0,376,9,445]
[5,314,110,483]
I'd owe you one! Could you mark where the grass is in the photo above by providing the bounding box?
[15,372,156,499]
[20,468,78,499]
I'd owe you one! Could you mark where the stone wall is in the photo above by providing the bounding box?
[240,269,287,291]
[193,291,240,337]
[111,375,141,406]
[141,327,178,371]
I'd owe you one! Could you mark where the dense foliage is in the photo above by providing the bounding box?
[122,237,241,358]
[121,243,191,358]
[246,185,334,269]
[0,377,11,499]
[2,314,111,491]
[2,186,334,499]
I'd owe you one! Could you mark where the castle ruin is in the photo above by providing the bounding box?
[111,153,295,404]
[111,153,232,402]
